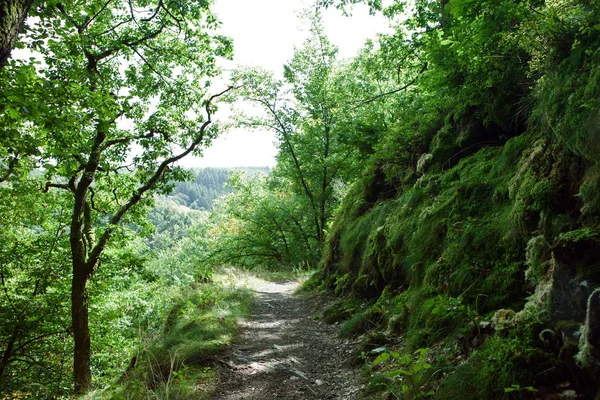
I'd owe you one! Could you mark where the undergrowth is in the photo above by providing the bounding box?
[84,283,253,400]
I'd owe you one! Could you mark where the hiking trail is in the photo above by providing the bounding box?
[212,277,361,400]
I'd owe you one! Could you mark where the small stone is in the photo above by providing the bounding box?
[479,321,492,329]
[558,390,577,399]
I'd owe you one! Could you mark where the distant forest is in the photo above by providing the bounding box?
[169,167,271,210]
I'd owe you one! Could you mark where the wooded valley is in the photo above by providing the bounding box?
[1,0,600,398]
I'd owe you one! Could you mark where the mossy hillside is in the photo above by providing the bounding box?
[314,128,600,397]
[309,2,600,397]
[321,136,531,306]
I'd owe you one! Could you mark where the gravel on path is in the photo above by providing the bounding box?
[211,279,361,400]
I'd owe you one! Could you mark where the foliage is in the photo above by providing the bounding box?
[504,384,537,394]
[201,12,387,268]
[367,347,434,399]
[311,0,600,398]
[227,11,365,257]
[0,0,235,393]
[205,171,319,269]
[3,0,600,397]
[170,167,269,211]
[0,180,72,397]
[322,299,361,324]
[83,282,253,400]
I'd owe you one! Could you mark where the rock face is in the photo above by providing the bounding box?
[549,266,591,324]
[578,289,600,371]
[315,132,600,398]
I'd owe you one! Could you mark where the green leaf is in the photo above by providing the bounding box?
[6,108,20,119]
[386,369,411,377]
[504,385,520,393]
[414,348,429,356]
[373,352,391,366]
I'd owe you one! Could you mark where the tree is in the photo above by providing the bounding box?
[0,180,72,396]
[232,12,361,253]
[0,0,233,393]
[0,0,34,68]
[212,11,411,269]
[207,172,317,268]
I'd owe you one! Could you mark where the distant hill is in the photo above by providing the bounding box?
[168,167,270,210]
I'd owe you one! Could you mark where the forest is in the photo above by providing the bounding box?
[1,0,600,399]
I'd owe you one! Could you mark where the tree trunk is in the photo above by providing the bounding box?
[71,263,91,394]
[63,88,225,394]
[318,124,331,247]
[69,129,105,394]
[319,164,328,247]
[0,319,22,379]
[0,0,35,68]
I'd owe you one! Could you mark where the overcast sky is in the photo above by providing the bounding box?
[181,0,391,168]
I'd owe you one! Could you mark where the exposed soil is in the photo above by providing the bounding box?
[211,279,361,400]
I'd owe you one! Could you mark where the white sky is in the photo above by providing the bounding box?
[182,0,391,168]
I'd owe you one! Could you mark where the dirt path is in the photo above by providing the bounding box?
[211,279,361,400]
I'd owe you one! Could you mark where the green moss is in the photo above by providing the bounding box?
[322,298,360,324]
[351,274,371,297]
[525,235,552,285]
[339,312,372,338]
[318,16,600,395]
[580,164,600,217]
[438,333,555,399]
[557,228,599,244]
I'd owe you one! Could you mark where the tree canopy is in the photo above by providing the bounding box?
[1,0,233,393]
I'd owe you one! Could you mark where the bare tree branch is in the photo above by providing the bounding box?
[141,0,163,22]
[79,0,115,33]
[94,25,164,62]
[91,18,133,39]
[88,187,106,215]
[102,132,155,149]
[128,45,173,89]
[14,330,70,354]
[350,63,427,110]
[44,183,71,192]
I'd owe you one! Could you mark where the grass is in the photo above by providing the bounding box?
[83,267,312,400]
[84,281,254,400]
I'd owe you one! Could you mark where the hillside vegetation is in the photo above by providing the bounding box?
[169,167,269,210]
[307,0,600,398]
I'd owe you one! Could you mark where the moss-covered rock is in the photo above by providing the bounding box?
[322,298,360,325]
